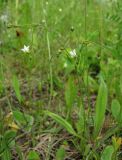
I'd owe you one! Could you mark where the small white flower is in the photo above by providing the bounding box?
[59,8,62,12]
[21,45,30,53]
[69,49,77,58]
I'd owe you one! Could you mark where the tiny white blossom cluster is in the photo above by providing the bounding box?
[21,45,30,53]
[64,49,77,68]
[69,49,77,58]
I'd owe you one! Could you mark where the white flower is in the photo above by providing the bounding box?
[21,45,30,53]
[69,49,77,58]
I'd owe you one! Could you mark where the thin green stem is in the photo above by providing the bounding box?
[99,3,103,55]
[84,0,91,140]
[15,0,19,25]
[42,0,53,106]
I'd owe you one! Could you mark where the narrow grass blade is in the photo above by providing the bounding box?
[12,75,22,103]
[111,99,120,122]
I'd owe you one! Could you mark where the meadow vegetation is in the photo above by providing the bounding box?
[0,0,122,159]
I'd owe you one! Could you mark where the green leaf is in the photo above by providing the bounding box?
[101,145,114,160]
[44,111,78,137]
[56,147,66,160]
[13,110,34,132]
[0,130,16,160]
[27,151,40,160]
[1,149,12,160]
[76,103,85,134]
[12,75,22,103]
[111,99,120,122]
[94,79,107,138]
[4,130,16,143]
[15,145,24,160]
[65,76,77,110]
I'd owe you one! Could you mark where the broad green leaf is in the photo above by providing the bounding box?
[94,79,107,138]
[12,75,22,103]
[13,110,34,132]
[27,151,40,160]
[101,145,114,160]
[44,111,78,137]
[111,99,120,122]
